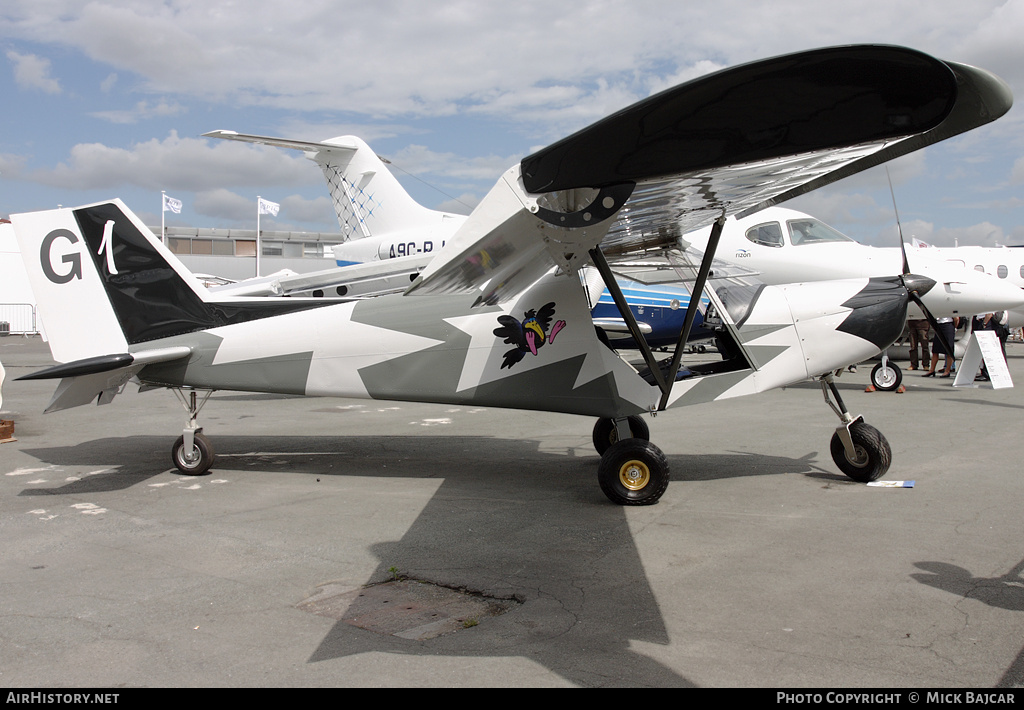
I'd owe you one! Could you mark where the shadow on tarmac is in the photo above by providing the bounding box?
[912,558,1024,689]
[15,432,840,686]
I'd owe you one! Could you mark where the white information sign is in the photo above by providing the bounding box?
[953,330,1013,389]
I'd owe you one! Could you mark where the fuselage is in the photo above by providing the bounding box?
[684,207,1024,320]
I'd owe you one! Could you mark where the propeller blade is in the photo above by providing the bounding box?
[886,167,911,276]
[907,288,955,361]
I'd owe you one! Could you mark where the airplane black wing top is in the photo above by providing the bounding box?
[521,45,958,194]
[409,45,1011,300]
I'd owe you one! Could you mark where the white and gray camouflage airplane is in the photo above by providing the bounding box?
[10,45,1013,505]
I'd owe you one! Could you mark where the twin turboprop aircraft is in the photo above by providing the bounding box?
[11,46,1013,505]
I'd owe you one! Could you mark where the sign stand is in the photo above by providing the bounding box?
[953,330,1013,389]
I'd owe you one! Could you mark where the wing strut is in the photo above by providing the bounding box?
[588,246,669,396]
[589,213,727,409]
[658,214,727,411]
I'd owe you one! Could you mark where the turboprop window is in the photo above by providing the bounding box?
[786,218,856,246]
[744,222,784,247]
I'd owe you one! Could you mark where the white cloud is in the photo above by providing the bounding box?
[3,1,1017,125]
[389,144,518,182]
[193,188,254,222]
[281,194,334,224]
[100,73,118,93]
[1,0,1022,240]
[6,50,61,94]
[25,131,317,191]
[90,99,187,124]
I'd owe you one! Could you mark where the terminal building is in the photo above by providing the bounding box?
[159,225,342,281]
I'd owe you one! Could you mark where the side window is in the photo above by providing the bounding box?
[744,222,783,248]
[997,265,1008,279]
[975,265,985,272]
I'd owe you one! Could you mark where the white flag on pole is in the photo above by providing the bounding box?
[258,197,280,216]
[163,194,182,214]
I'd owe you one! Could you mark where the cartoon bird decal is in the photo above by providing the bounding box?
[493,301,566,369]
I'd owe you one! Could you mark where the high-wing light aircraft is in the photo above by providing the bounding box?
[12,46,1012,505]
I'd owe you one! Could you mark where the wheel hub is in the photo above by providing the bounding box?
[845,445,869,467]
[618,459,650,491]
[876,368,897,387]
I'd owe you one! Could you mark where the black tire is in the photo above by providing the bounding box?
[830,421,891,483]
[172,431,214,475]
[870,361,902,391]
[598,439,670,506]
[592,415,650,455]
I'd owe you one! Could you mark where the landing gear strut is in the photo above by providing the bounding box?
[592,415,650,455]
[594,416,668,505]
[171,389,215,475]
[820,373,891,482]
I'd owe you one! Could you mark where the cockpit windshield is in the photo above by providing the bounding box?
[744,222,784,248]
[786,218,856,246]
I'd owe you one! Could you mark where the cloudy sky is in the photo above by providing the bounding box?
[1,0,1022,247]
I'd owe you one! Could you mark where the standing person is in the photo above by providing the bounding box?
[907,319,930,371]
[992,310,1010,360]
[974,313,994,381]
[923,316,958,378]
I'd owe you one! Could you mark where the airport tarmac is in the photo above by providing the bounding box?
[1,334,1023,689]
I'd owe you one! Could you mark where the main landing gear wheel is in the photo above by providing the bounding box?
[830,421,891,483]
[592,415,650,455]
[598,439,670,506]
[172,430,215,475]
[870,361,903,391]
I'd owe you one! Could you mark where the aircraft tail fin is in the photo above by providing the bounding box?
[11,199,213,363]
[204,131,459,242]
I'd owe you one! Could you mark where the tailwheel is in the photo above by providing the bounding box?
[592,415,650,455]
[870,361,902,391]
[598,439,669,506]
[172,430,214,475]
[830,421,891,483]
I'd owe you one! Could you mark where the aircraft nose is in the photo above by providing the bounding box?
[836,277,909,350]
[919,271,1024,317]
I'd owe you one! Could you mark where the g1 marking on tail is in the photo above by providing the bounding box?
[40,229,82,284]
[98,220,118,275]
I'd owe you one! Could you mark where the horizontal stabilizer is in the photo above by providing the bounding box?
[18,347,192,413]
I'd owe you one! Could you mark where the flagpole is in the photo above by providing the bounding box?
[161,191,166,246]
[256,196,262,278]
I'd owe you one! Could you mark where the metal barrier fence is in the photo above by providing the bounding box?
[0,303,38,335]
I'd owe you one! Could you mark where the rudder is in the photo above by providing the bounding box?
[12,199,210,362]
